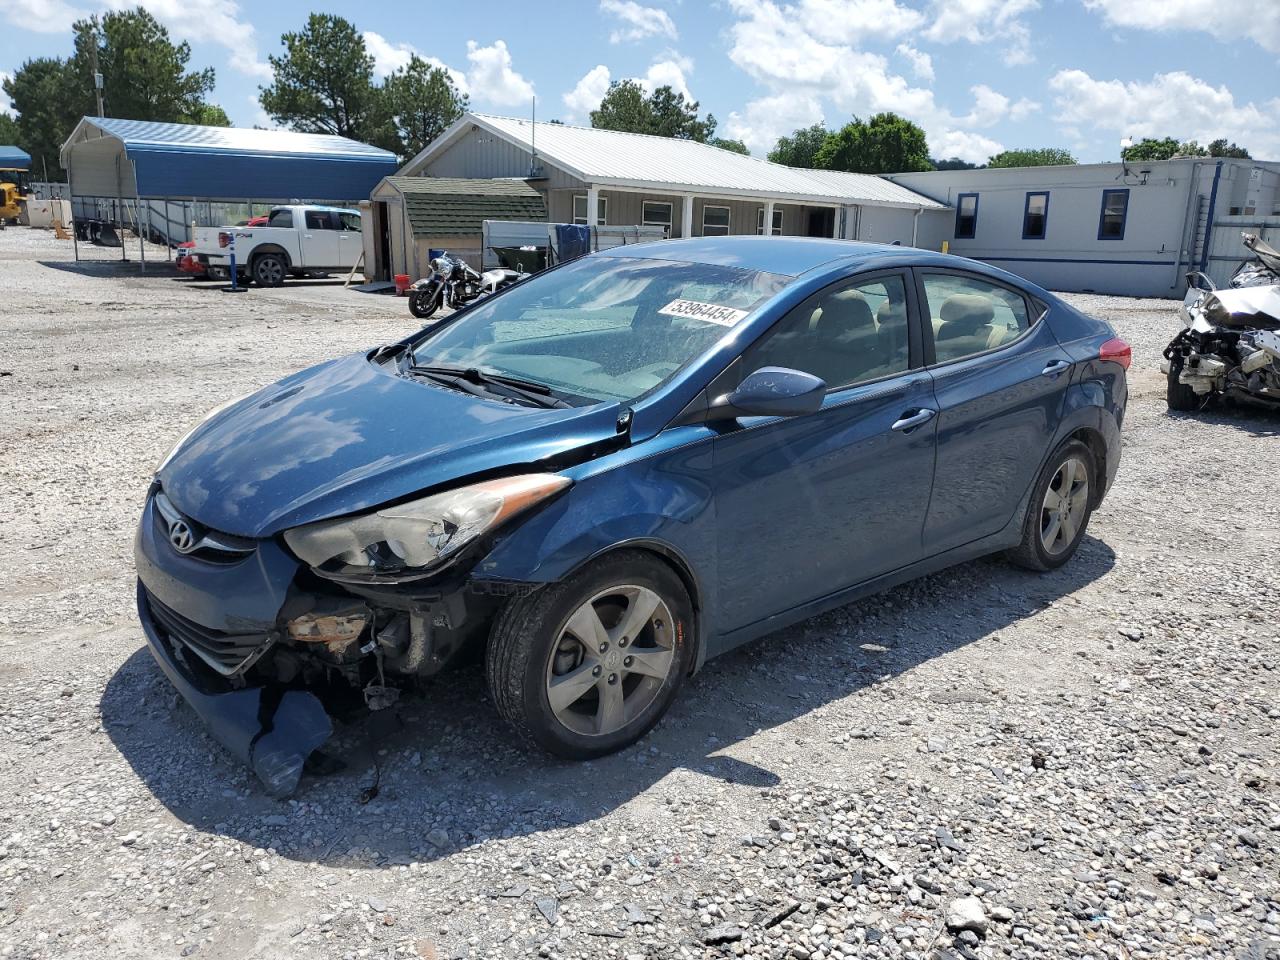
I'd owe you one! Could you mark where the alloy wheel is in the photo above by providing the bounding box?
[1039,456,1090,556]
[544,584,675,737]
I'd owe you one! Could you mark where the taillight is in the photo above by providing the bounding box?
[1099,337,1131,370]
[217,231,230,248]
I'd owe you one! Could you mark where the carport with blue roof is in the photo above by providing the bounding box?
[59,117,398,265]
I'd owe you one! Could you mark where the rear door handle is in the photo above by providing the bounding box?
[890,408,937,432]
[1042,359,1071,377]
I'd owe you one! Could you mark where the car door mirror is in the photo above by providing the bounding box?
[709,366,827,420]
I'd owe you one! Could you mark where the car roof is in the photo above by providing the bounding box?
[593,235,1052,297]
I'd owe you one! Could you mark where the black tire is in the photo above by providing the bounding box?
[408,286,442,320]
[1007,438,1098,572]
[252,252,287,287]
[486,551,694,760]
[1166,365,1199,412]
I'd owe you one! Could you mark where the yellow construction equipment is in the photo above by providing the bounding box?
[0,180,26,224]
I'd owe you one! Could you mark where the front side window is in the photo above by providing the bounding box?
[920,273,1031,364]
[573,194,607,226]
[1098,189,1129,240]
[702,205,730,236]
[338,212,361,231]
[746,273,912,390]
[1023,192,1049,240]
[267,208,293,228]
[756,207,783,235]
[955,193,978,239]
[412,256,787,404]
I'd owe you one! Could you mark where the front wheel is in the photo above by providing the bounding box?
[1007,439,1097,571]
[408,285,442,319]
[486,551,693,759]
[1166,365,1200,412]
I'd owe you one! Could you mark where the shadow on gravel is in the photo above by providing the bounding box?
[102,536,1115,869]
[1167,403,1280,437]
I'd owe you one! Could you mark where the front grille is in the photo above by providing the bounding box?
[153,491,255,565]
[145,589,275,677]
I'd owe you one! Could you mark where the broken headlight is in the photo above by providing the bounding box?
[282,473,571,581]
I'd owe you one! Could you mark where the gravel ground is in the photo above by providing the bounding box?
[1,227,1278,960]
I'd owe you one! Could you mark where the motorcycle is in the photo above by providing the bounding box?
[1162,233,1280,412]
[408,252,524,320]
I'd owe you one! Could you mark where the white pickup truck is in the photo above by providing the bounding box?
[192,204,363,286]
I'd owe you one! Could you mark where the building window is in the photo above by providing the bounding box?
[702,204,730,236]
[954,193,978,239]
[756,207,783,235]
[1022,192,1049,240]
[573,194,607,226]
[1098,189,1129,240]
[642,200,673,236]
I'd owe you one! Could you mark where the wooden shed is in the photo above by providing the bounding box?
[364,176,547,281]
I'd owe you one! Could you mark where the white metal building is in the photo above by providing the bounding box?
[886,158,1280,297]
[396,113,947,252]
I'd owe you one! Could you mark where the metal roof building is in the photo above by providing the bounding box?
[61,117,398,203]
[393,113,948,261]
[1,146,31,170]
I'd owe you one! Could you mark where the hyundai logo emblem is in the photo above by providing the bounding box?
[168,519,197,554]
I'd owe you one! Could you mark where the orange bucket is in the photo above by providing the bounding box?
[394,274,411,296]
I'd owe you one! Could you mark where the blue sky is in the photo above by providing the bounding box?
[1,0,1278,163]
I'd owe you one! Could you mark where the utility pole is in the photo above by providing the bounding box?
[90,33,104,117]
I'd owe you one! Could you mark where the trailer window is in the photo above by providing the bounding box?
[1098,189,1129,240]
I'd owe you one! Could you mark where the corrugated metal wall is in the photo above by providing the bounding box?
[423,127,581,191]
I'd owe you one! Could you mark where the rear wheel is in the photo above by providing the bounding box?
[1166,364,1199,412]
[1007,439,1096,571]
[252,252,287,287]
[486,551,693,759]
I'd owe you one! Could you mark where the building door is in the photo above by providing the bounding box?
[806,207,834,237]
[374,202,391,280]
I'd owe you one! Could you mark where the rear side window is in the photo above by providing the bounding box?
[267,208,293,228]
[306,210,335,230]
[747,273,912,390]
[920,273,1031,364]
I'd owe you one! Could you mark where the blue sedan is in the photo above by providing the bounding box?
[136,237,1129,794]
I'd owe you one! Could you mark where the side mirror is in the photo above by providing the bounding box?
[709,366,826,420]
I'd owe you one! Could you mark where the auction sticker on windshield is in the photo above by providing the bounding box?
[658,299,750,326]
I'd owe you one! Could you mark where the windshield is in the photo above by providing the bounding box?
[411,255,789,403]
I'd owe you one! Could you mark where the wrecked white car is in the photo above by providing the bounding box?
[1163,234,1280,412]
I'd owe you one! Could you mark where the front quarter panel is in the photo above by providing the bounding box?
[474,425,719,647]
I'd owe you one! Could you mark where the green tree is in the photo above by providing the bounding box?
[987,147,1076,168]
[260,14,392,146]
[1208,138,1250,159]
[2,57,81,182]
[814,112,930,174]
[71,9,216,123]
[191,103,231,127]
[768,123,829,168]
[932,157,978,170]
[0,114,19,146]
[1121,137,1207,161]
[384,55,467,159]
[710,137,749,155]
[590,80,717,141]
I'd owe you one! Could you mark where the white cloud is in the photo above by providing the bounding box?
[107,0,272,79]
[0,72,13,117]
[641,54,693,100]
[723,93,825,155]
[362,31,469,92]
[895,43,934,82]
[1009,97,1039,121]
[725,0,1010,163]
[0,0,89,30]
[599,0,677,44]
[798,0,925,42]
[563,64,612,120]
[1084,0,1280,54]
[1049,69,1280,157]
[465,40,534,107]
[922,0,1039,65]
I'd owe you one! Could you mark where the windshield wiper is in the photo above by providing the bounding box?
[408,365,572,409]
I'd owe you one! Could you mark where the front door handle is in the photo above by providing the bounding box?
[890,408,937,432]
[1042,359,1071,377]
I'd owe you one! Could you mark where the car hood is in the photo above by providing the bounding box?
[159,352,622,537]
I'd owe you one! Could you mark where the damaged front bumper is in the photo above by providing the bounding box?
[137,582,333,797]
